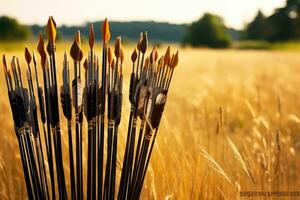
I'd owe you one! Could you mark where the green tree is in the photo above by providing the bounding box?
[183,13,231,48]
[246,0,300,41]
[268,0,300,41]
[0,16,31,41]
[246,11,272,40]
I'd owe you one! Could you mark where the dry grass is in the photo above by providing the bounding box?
[1,44,300,199]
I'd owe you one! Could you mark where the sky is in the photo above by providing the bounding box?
[0,0,286,29]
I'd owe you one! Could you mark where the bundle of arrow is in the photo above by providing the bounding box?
[2,16,178,200]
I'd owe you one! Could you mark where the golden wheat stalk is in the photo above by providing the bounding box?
[198,146,233,185]
[226,135,256,185]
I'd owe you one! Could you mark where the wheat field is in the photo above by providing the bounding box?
[1,44,300,199]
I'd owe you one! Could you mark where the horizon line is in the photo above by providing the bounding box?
[0,15,245,30]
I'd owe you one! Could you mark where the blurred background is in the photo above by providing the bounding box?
[2,0,300,49]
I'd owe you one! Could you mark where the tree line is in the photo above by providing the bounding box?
[1,17,187,43]
[1,0,300,48]
[246,0,300,41]
[184,0,300,48]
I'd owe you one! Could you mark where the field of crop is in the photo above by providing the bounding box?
[1,44,300,199]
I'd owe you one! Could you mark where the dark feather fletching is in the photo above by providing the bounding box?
[22,89,30,122]
[29,99,39,138]
[86,84,96,121]
[8,92,25,129]
[129,73,135,103]
[136,85,148,119]
[150,103,165,129]
[150,93,167,129]
[72,79,83,112]
[37,87,46,123]
[61,85,72,121]
[115,92,123,126]
[50,86,58,126]
[61,55,72,121]
[15,90,27,128]
[72,79,77,109]
[133,81,146,117]
[83,87,87,118]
